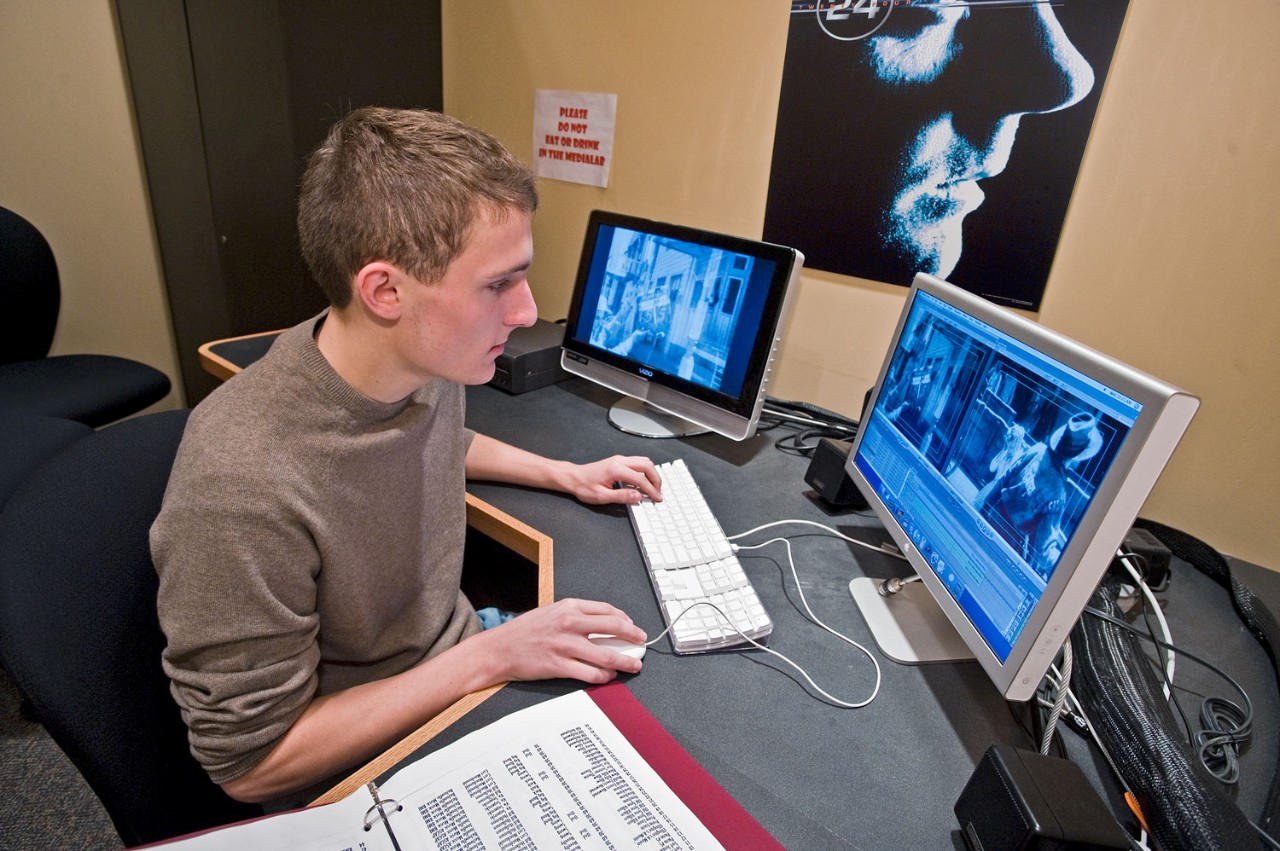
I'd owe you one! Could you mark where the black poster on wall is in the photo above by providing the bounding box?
[763,1,1129,311]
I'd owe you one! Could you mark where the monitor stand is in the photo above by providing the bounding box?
[849,577,974,664]
[607,397,708,438]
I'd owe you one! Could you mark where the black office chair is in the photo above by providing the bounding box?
[0,411,91,511]
[0,409,262,846]
[0,206,171,427]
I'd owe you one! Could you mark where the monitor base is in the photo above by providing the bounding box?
[849,576,974,665]
[607,397,708,438]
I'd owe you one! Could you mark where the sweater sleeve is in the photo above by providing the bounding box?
[151,421,324,785]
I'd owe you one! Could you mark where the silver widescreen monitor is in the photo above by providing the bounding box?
[561,210,802,441]
[845,274,1198,702]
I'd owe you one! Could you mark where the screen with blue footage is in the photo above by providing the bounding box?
[853,290,1140,661]
[570,223,776,402]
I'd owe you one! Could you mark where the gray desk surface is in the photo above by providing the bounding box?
[399,378,1279,850]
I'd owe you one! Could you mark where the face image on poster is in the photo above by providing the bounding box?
[763,1,1130,310]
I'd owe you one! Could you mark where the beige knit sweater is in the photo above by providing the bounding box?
[151,316,480,784]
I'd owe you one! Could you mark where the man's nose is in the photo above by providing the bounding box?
[1024,5,1095,115]
[953,5,1095,120]
[507,280,539,328]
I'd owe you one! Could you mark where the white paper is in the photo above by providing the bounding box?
[382,689,724,849]
[158,785,392,851]
[158,690,723,850]
[532,90,617,188]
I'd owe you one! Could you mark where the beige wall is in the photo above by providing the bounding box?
[1039,7,1280,569]
[2,2,1274,566]
[443,0,1280,568]
[0,1,181,408]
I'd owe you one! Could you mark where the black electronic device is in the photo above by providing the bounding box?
[804,438,867,510]
[803,387,872,510]
[489,318,570,395]
[955,746,1129,851]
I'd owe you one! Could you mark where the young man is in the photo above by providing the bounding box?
[151,107,661,804]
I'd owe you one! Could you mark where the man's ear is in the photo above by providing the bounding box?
[353,262,403,320]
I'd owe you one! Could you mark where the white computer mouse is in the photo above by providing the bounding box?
[587,633,647,661]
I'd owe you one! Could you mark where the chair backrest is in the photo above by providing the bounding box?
[0,206,61,364]
[0,409,262,846]
[0,411,92,511]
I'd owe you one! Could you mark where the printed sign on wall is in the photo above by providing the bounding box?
[533,90,618,188]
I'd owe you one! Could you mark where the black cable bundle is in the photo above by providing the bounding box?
[1136,518,1280,839]
[1071,577,1259,849]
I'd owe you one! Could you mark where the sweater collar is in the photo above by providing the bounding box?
[288,312,444,420]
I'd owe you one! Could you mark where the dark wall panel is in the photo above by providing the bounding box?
[114,0,229,403]
[116,0,442,404]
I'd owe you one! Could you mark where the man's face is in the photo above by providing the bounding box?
[399,209,538,386]
[852,2,1096,278]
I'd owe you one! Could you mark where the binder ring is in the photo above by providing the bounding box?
[363,797,403,831]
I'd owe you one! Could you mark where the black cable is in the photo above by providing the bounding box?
[1084,606,1253,787]
[770,425,850,458]
[763,399,857,456]
[757,395,862,461]
[1199,697,1249,786]
[1074,582,1259,849]
[1129,581,1197,743]
[764,395,860,430]
[1134,517,1280,837]
[1110,561,1253,785]
[752,415,786,434]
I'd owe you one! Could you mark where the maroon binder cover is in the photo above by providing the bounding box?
[588,682,784,850]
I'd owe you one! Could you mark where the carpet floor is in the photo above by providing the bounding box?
[0,669,122,849]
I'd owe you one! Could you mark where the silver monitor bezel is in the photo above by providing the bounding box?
[845,273,1199,701]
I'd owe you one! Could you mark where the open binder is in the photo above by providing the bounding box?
[153,683,781,849]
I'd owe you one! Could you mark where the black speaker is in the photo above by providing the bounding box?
[803,387,873,510]
[955,746,1129,850]
[803,437,866,509]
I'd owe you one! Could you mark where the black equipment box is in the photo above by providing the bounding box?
[955,746,1129,850]
[489,319,570,395]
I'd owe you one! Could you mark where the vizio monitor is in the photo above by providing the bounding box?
[561,210,803,441]
[845,273,1198,702]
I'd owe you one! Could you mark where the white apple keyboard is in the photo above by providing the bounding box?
[627,459,772,654]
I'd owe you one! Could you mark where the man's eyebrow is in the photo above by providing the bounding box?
[485,259,533,280]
